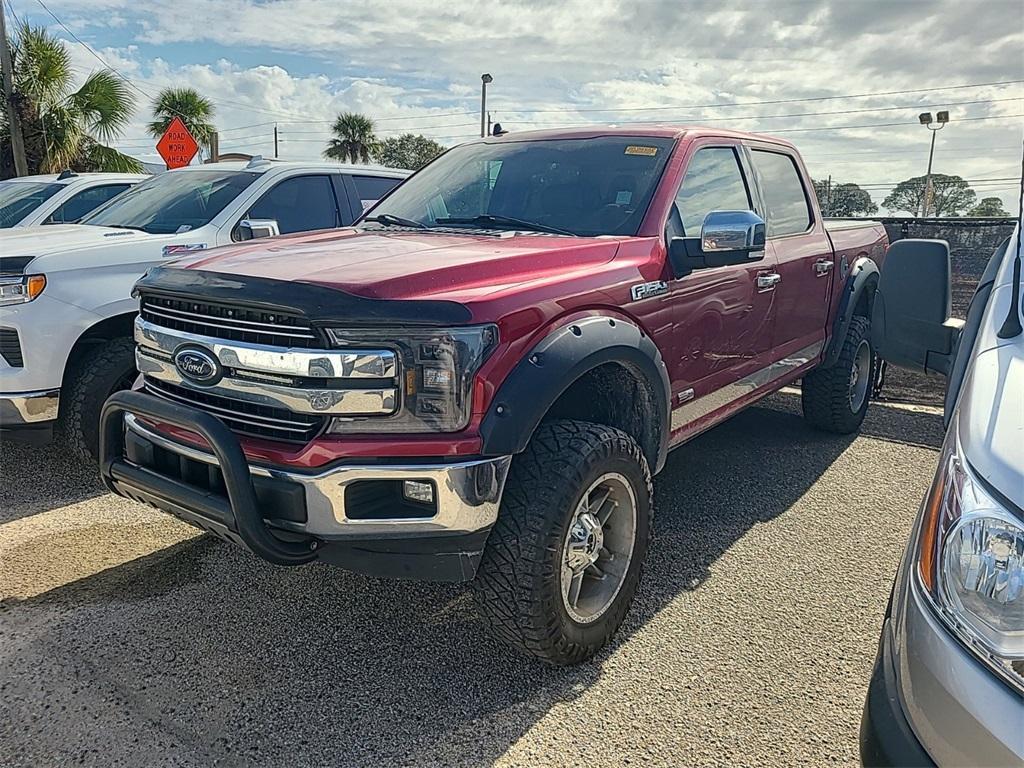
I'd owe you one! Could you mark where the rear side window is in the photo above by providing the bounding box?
[751,150,812,237]
[352,175,401,212]
[45,184,132,224]
[673,147,751,235]
[247,175,340,234]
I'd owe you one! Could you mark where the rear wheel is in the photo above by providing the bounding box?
[472,419,652,665]
[801,316,873,434]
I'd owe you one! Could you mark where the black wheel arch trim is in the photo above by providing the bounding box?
[823,255,879,368]
[478,315,671,473]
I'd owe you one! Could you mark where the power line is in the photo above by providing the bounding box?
[495,79,1024,114]
[768,113,1024,134]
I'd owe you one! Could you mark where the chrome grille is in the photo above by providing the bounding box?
[144,378,326,443]
[139,294,321,348]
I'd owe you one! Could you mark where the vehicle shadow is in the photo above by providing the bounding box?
[0,396,943,766]
[0,439,107,524]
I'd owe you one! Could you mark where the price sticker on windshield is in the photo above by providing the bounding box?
[624,145,659,156]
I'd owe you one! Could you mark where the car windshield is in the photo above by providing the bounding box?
[80,169,260,234]
[364,136,675,237]
[0,181,62,228]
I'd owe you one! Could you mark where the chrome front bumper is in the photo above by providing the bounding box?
[125,414,511,540]
[0,388,60,426]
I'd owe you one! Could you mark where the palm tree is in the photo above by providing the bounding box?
[147,88,216,157]
[1,23,140,176]
[323,112,378,164]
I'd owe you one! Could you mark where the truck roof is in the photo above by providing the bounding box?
[4,171,148,185]
[171,159,410,177]
[479,124,798,149]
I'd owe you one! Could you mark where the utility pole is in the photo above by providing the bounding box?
[487,111,492,138]
[480,74,492,138]
[209,131,219,163]
[274,124,279,158]
[0,0,28,176]
[825,175,832,217]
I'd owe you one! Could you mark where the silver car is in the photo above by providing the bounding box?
[860,228,1024,766]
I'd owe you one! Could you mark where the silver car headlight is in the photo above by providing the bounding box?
[0,274,46,306]
[324,324,498,434]
[916,424,1023,692]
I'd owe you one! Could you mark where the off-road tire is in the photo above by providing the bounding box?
[62,337,138,464]
[801,315,873,434]
[472,419,652,665]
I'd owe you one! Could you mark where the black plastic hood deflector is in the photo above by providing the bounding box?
[134,266,473,326]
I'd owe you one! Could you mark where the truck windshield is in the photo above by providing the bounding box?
[80,169,260,234]
[365,136,675,237]
[0,181,62,228]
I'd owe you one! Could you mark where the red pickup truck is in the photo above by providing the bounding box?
[100,126,888,664]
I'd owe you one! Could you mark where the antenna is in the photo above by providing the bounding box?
[996,138,1023,339]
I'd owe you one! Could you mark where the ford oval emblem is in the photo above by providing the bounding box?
[174,347,221,385]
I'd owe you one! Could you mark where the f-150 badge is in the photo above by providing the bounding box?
[630,281,668,301]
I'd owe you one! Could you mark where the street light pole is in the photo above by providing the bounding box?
[480,73,492,138]
[918,110,949,217]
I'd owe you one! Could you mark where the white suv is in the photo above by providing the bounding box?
[0,171,146,227]
[0,159,409,459]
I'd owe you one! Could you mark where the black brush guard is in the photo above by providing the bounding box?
[100,390,317,566]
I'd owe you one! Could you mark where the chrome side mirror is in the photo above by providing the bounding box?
[701,210,766,254]
[236,218,281,240]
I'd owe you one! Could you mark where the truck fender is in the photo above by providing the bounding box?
[822,256,879,368]
[478,315,671,473]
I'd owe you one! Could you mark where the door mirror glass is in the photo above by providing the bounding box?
[701,210,766,253]
[236,218,281,240]
[872,239,961,376]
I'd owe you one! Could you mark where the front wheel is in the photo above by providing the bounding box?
[801,315,873,434]
[472,419,652,665]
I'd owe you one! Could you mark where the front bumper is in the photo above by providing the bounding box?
[860,618,935,767]
[0,389,60,441]
[100,390,511,581]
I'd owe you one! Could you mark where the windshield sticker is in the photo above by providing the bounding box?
[162,244,208,256]
[624,145,658,156]
[615,190,633,204]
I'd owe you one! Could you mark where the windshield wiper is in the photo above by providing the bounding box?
[435,214,576,236]
[100,224,147,232]
[362,214,427,229]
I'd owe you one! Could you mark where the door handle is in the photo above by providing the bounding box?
[814,259,834,276]
[756,273,781,290]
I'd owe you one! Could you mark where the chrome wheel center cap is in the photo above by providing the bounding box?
[566,512,603,571]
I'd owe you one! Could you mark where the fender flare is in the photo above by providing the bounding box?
[823,256,879,368]
[478,315,672,473]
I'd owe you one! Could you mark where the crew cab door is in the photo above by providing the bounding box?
[747,147,833,360]
[665,143,779,406]
[228,173,346,242]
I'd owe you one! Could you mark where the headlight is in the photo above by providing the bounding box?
[917,425,1024,692]
[325,324,498,433]
[0,275,46,306]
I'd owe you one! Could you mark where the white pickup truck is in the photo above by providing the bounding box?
[0,171,146,227]
[0,158,409,459]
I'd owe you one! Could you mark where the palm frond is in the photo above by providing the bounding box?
[35,102,85,173]
[79,140,144,173]
[71,70,136,143]
[13,22,72,108]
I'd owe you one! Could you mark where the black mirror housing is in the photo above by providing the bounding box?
[872,239,963,376]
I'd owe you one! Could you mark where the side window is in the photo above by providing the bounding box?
[351,175,401,213]
[673,147,751,236]
[750,150,812,237]
[246,175,339,234]
[45,184,131,224]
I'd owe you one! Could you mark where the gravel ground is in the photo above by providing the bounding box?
[0,392,945,767]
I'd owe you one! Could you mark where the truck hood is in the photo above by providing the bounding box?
[0,224,148,259]
[957,328,1023,509]
[168,228,623,302]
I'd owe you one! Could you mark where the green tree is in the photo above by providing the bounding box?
[147,88,216,156]
[374,133,445,170]
[967,196,1010,217]
[812,179,878,216]
[0,23,140,177]
[882,174,977,217]
[323,112,378,164]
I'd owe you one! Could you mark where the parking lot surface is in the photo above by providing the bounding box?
[0,392,945,767]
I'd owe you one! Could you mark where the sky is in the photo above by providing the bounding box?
[7,0,1024,213]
